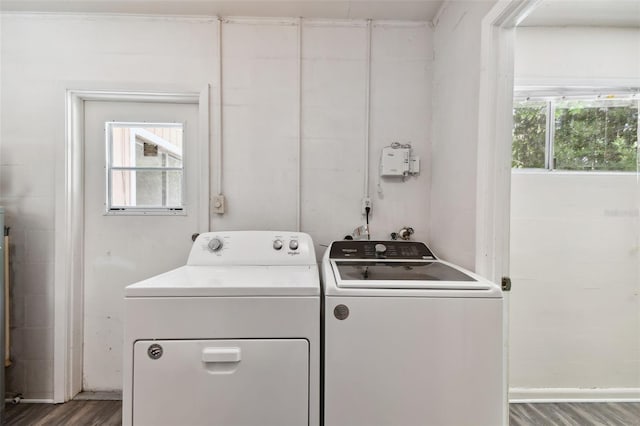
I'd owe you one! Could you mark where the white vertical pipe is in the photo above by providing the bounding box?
[198,85,211,231]
[364,19,372,199]
[216,17,223,196]
[296,17,302,231]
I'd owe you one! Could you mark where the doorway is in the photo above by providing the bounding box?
[507,28,640,401]
[55,90,210,401]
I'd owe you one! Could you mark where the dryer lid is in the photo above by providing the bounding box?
[125,265,320,297]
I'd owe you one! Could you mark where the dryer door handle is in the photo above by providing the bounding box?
[202,347,241,363]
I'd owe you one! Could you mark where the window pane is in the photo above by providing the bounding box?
[554,99,638,171]
[110,125,183,168]
[166,154,182,168]
[111,170,183,208]
[512,101,547,168]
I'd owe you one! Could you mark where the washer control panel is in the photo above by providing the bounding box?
[329,240,435,260]
[188,231,314,266]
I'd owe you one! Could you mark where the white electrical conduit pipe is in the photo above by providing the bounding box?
[216,17,223,197]
[363,19,372,200]
[296,17,302,232]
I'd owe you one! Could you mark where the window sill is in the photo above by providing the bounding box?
[511,168,639,177]
[105,208,187,216]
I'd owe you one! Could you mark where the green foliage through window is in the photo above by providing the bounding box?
[512,101,546,169]
[512,95,639,171]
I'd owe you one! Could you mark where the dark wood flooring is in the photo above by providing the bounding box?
[510,402,640,426]
[3,400,122,426]
[2,401,639,425]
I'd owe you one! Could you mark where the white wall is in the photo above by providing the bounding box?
[215,19,432,252]
[515,27,640,86]
[510,26,640,398]
[510,173,640,392]
[430,0,497,270]
[0,14,432,399]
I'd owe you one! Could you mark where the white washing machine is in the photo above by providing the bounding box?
[122,231,320,426]
[321,240,504,426]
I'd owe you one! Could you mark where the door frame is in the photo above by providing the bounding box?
[474,0,540,418]
[54,88,210,403]
[475,0,540,281]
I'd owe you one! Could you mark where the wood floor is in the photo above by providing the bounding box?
[4,401,122,426]
[510,402,640,426]
[3,401,640,425]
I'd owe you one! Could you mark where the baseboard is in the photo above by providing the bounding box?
[73,391,122,401]
[4,398,55,404]
[6,391,639,405]
[509,387,640,403]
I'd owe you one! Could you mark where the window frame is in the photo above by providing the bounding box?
[513,88,640,173]
[105,121,187,215]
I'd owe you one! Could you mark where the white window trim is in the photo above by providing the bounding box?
[106,121,187,215]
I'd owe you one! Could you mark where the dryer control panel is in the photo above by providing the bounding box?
[188,231,317,266]
[329,241,435,260]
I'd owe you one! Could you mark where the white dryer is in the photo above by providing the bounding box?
[122,231,320,426]
[321,240,504,426]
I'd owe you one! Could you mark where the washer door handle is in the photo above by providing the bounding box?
[202,347,241,363]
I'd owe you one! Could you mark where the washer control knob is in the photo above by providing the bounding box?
[273,239,283,250]
[375,243,387,254]
[289,240,299,250]
[208,238,223,252]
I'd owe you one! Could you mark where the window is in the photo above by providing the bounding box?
[512,92,639,171]
[106,122,184,214]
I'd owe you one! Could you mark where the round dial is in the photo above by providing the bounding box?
[289,240,299,250]
[273,239,283,250]
[208,238,223,252]
[375,243,387,254]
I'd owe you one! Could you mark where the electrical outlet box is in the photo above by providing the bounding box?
[212,194,225,214]
[380,146,410,177]
[361,197,372,216]
[410,156,420,174]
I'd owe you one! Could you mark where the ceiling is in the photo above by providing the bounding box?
[1,0,637,27]
[519,0,640,28]
[0,0,445,21]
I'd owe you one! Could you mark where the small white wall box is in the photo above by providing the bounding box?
[380,146,410,176]
[380,144,420,177]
